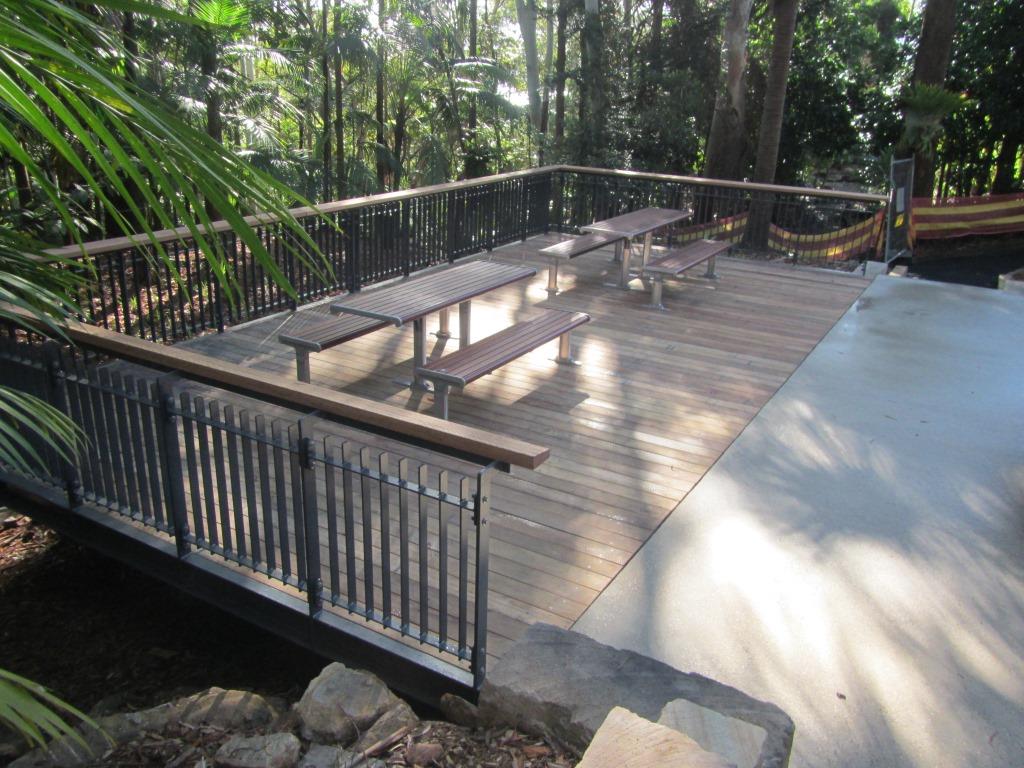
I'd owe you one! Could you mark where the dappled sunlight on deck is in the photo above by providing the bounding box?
[184,234,871,659]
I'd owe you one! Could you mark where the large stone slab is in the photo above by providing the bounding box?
[477,623,793,768]
[659,699,766,768]
[578,707,734,768]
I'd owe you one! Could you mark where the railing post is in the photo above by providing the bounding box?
[42,342,82,510]
[297,419,323,617]
[344,211,361,293]
[155,374,190,557]
[471,465,492,689]
[446,189,458,262]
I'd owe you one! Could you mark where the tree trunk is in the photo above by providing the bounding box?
[375,0,387,190]
[579,0,608,165]
[992,133,1021,194]
[200,42,222,217]
[909,0,957,198]
[553,0,567,150]
[516,0,543,144]
[334,3,345,199]
[321,0,332,202]
[649,0,664,75]
[538,0,554,163]
[122,11,138,84]
[746,0,799,248]
[703,0,754,182]
[751,0,798,185]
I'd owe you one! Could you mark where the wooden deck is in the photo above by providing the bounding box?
[183,234,871,661]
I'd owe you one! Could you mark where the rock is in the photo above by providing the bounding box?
[438,694,480,728]
[477,623,794,768]
[404,742,443,766]
[215,733,301,768]
[351,700,419,753]
[293,663,399,744]
[577,707,734,768]
[8,688,276,768]
[658,698,766,768]
[297,744,358,768]
[178,688,277,730]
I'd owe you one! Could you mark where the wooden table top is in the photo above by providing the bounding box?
[329,260,536,326]
[580,206,692,238]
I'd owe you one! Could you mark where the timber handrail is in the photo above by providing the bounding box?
[11,311,550,470]
[558,165,889,203]
[46,165,886,259]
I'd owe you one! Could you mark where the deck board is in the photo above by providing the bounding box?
[176,234,870,663]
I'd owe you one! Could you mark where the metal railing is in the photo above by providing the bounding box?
[47,166,885,345]
[0,319,543,689]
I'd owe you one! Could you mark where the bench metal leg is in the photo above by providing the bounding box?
[547,259,559,293]
[556,331,575,365]
[295,350,311,383]
[459,300,471,349]
[432,382,450,419]
[705,255,719,279]
[436,308,451,339]
[649,275,666,310]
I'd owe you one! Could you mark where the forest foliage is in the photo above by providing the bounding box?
[2,0,1022,249]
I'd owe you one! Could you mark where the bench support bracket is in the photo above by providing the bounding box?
[649,276,666,311]
[556,332,575,365]
[432,383,451,419]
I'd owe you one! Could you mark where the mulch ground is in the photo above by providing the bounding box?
[0,511,575,767]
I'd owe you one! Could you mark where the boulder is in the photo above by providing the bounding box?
[577,707,734,768]
[438,694,480,728]
[296,744,358,768]
[8,688,277,768]
[351,699,419,753]
[477,623,794,768]
[178,688,277,730]
[215,733,301,768]
[293,663,399,745]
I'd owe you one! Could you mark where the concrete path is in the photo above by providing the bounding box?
[575,276,1024,768]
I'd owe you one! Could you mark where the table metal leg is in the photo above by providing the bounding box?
[613,240,623,264]
[412,317,430,391]
[547,260,559,294]
[642,231,654,268]
[705,256,719,279]
[295,350,310,383]
[459,301,471,349]
[619,240,633,288]
[436,308,451,339]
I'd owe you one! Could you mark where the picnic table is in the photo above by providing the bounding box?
[581,207,692,288]
[329,259,536,390]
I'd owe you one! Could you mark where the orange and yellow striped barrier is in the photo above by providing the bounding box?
[673,211,749,244]
[909,193,1024,243]
[768,210,885,261]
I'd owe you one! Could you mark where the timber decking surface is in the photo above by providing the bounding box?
[182,234,871,662]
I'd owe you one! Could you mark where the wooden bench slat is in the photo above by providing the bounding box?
[420,311,590,385]
[279,312,388,352]
[645,240,732,275]
[423,311,589,386]
[539,232,621,260]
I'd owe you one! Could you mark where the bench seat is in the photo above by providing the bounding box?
[416,309,591,419]
[539,232,624,293]
[279,311,388,382]
[644,239,731,309]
